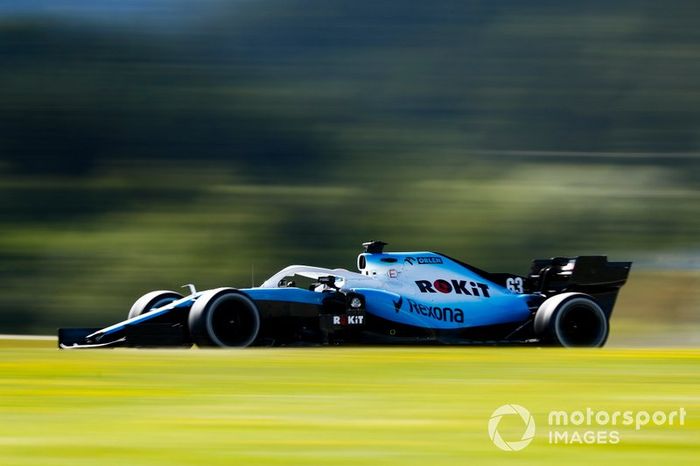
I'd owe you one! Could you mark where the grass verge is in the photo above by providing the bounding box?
[0,342,698,465]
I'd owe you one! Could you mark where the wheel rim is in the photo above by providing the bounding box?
[556,302,607,347]
[205,295,260,347]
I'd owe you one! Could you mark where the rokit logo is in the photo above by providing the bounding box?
[415,279,491,298]
[332,315,364,325]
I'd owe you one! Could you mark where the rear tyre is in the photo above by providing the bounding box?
[188,288,261,348]
[534,292,609,347]
[128,290,183,319]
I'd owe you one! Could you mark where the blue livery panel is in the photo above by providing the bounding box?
[358,288,531,329]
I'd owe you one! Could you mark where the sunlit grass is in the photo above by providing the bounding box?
[0,342,698,465]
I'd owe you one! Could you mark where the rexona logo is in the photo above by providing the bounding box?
[405,298,464,323]
[488,404,536,451]
[415,279,491,298]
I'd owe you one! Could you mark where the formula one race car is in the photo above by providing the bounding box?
[58,241,631,349]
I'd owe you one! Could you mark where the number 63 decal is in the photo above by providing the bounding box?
[506,277,524,293]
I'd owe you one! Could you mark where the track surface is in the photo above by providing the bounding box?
[0,339,698,465]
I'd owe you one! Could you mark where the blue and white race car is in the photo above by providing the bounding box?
[59,241,631,348]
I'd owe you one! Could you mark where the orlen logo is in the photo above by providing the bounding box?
[415,279,490,298]
[404,256,443,265]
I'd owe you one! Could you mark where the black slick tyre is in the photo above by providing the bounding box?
[188,288,261,348]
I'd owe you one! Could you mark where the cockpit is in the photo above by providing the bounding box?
[260,265,362,291]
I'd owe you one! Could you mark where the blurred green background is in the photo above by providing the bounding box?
[0,0,698,337]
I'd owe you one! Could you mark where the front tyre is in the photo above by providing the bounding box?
[128,290,184,319]
[188,288,261,348]
[534,292,609,347]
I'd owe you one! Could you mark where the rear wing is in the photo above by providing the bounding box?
[529,256,631,290]
[528,256,631,316]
